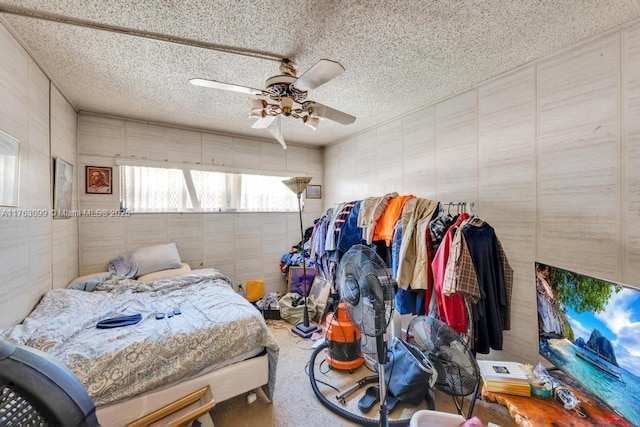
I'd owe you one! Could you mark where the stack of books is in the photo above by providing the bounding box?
[477,360,531,397]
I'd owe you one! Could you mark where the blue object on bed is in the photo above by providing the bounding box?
[96,314,142,329]
[67,273,112,292]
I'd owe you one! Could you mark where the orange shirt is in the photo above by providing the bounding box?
[372,195,416,246]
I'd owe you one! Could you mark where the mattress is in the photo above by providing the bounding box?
[0,269,279,407]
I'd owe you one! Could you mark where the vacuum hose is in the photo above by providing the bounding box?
[309,341,411,426]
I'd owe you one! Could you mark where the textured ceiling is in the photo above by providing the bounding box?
[2,1,640,148]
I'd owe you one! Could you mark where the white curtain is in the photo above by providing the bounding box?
[191,170,226,211]
[121,166,187,212]
[121,165,299,213]
[240,174,298,212]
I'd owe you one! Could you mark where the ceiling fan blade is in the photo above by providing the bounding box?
[292,59,345,92]
[251,115,276,129]
[266,116,287,150]
[189,78,263,95]
[307,102,356,125]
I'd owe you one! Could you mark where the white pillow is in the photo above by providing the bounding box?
[130,242,183,277]
[137,263,191,282]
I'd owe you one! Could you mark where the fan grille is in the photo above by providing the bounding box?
[337,245,395,338]
[1,384,55,426]
[407,316,479,397]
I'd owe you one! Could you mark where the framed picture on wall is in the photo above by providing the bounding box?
[53,157,73,218]
[0,130,20,207]
[306,184,322,199]
[86,166,112,194]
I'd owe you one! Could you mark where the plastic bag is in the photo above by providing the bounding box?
[533,363,579,410]
[380,337,437,406]
[279,292,317,325]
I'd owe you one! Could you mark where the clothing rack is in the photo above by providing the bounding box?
[440,201,475,215]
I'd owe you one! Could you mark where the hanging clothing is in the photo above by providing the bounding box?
[324,203,345,252]
[357,192,398,245]
[391,219,403,279]
[336,201,363,254]
[420,225,436,314]
[442,216,473,295]
[333,201,357,247]
[396,198,439,290]
[389,217,427,315]
[373,194,416,246]
[462,221,513,353]
[431,213,470,333]
[393,219,413,314]
[454,234,481,303]
[311,214,328,260]
[429,211,455,252]
[310,212,332,280]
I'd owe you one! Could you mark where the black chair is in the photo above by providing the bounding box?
[0,340,99,426]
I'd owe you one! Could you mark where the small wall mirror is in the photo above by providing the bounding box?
[0,131,20,207]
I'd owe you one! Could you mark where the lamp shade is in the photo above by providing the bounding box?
[282,177,312,195]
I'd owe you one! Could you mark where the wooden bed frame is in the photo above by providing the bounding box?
[96,352,269,426]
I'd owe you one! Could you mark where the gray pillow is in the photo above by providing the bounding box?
[108,243,182,278]
[130,242,183,277]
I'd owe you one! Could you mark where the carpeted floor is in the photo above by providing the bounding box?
[209,320,518,427]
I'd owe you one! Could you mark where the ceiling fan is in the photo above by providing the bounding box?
[189,58,356,149]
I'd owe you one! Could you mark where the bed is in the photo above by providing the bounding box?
[0,267,279,426]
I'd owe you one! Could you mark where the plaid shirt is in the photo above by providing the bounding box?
[441,213,470,295]
[455,234,481,303]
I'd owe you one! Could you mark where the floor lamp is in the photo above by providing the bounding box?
[282,177,321,339]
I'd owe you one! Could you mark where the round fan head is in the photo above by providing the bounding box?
[337,244,395,338]
[407,316,479,397]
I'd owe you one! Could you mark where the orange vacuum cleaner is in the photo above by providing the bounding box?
[325,302,364,370]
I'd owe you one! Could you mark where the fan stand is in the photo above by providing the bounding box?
[376,333,389,427]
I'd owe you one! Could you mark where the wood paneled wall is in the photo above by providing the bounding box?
[0,22,78,328]
[324,24,640,364]
[76,114,324,294]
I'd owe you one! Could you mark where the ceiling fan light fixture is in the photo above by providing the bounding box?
[304,115,319,130]
[249,108,266,119]
[280,97,294,116]
[247,98,267,110]
[309,104,327,118]
[190,58,355,150]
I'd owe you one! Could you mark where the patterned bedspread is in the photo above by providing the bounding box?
[0,269,279,407]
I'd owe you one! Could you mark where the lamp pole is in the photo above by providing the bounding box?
[282,176,321,339]
[296,192,311,328]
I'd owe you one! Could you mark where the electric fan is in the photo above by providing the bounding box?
[338,244,396,427]
[406,316,481,419]
[0,340,99,426]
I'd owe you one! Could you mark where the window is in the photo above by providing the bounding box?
[120,165,299,213]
